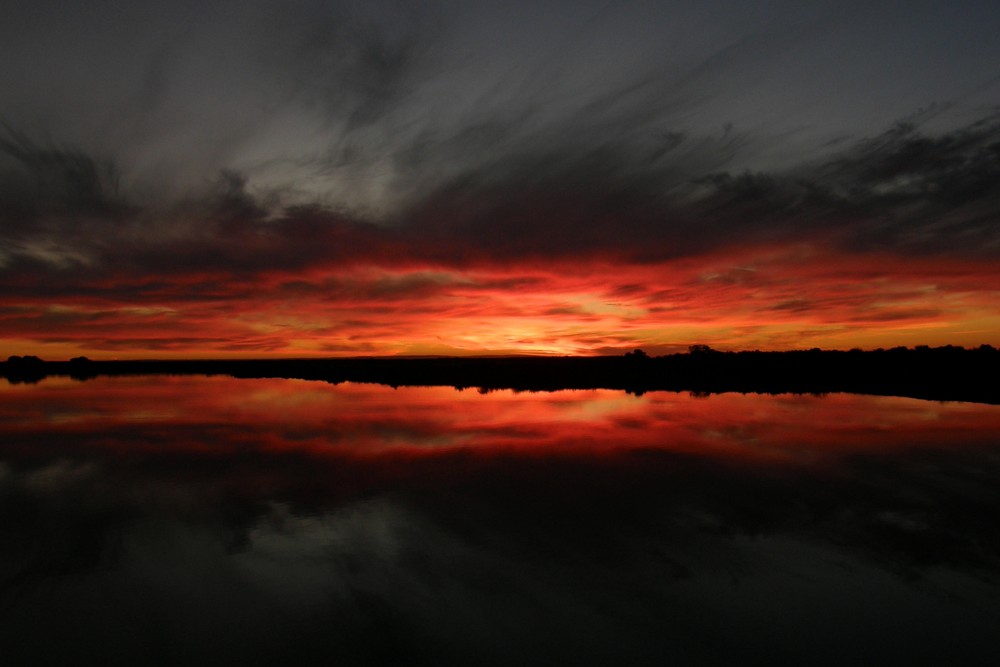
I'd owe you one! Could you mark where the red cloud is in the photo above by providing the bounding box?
[3,240,1000,358]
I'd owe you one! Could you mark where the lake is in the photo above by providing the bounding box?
[2,375,1000,665]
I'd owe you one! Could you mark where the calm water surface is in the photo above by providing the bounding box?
[2,376,1000,665]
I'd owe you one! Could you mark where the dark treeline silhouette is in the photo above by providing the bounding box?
[3,345,999,403]
[3,354,47,384]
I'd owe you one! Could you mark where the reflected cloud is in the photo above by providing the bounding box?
[2,377,1000,663]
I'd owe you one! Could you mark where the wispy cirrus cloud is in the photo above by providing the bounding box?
[2,0,1000,357]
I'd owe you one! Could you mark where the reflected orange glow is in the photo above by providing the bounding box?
[4,376,1000,468]
[2,244,1000,358]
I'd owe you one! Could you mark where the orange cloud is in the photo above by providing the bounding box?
[2,242,999,359]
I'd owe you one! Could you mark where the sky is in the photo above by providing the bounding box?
[1,0,999,359]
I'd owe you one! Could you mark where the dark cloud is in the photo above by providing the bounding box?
[2,109,1000,296]
[2,0,1000,333]
[820,113,1000,253]
[264,0,435,128]
[398,111,1000,262]
[0,126,125,221]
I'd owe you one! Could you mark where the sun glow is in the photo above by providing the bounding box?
[2,245,1000,359]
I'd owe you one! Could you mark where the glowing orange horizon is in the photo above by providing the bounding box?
[3,243,999,360]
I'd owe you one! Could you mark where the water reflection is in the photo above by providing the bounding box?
[2,377,1000,665]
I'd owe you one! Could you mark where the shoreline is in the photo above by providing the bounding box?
[4,347,999,404]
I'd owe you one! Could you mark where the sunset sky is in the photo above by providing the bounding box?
[2,0,999,358]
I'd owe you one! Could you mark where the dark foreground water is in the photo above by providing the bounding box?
[2,376,1000,665]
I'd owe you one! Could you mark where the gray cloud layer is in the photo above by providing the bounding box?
[1,0,999,278]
